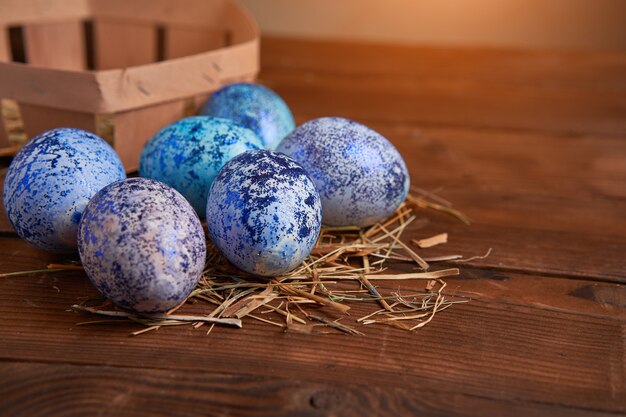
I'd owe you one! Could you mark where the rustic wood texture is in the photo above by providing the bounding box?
[0,37,625,417]
[93,19,157,70]
[0,26,10,62]
[23,21,86,70]
[0,30,11,147]
[165,27,225,59]
[0,113,9,148]
[260,38,626,137]
[0,0,260,115]
[18,103,96,138]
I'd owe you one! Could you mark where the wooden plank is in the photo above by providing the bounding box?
[376,124,626,205]
[0,117,10,148]
[259,37,626,137]
[0,0,89,26]
[23,21,86,70]
[0,26,9,61]
[0,254,624,414]
[0,361,615,417]
[91,39,254,113]
[1,235,624,321]
[261,37,626,94]
[443,271,626,321]
[222,71,257,85]
[0,29,11,147]
[193,93,210,113]
[0,62,102,113]
[2,121,625,280]
[224,0,259,45]
[0,50,221,113]
[378,123,626,282]
[0,31,256,114]
[165,27,225,59]
[93,19,156,70]
[90,0,229,28]
[401,129,623,239]
[19,103,95,138]
[261,72,626,137]
[0,204,11,234]
[112,100,185,171]
[419,222,626,283]
[1,179,621,282]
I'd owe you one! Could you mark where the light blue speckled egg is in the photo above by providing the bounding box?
[78,178,206,313]
[276,117,410,227]
[200,83,295,150]
[2,128,125,253]
[206,150,321,276]
[139,116,263,217]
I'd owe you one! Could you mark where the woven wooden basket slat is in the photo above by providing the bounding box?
[0,0,260,171]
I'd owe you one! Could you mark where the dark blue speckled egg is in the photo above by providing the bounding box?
[206,150,321,276]
[200,83,295,150]
[2,128,125,253]
[276,117,410,227]
[78,178,206,313]
[139,116,263,217]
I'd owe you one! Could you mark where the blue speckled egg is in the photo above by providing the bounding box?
[2,128,125,253]
[206,150,321,276]
[200,83,295,150]
[78,178,206,313]
[139,116,263,216]
[276,117,410,227]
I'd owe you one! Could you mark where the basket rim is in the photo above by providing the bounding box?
[0,0,259,114]
[0,0,244,29]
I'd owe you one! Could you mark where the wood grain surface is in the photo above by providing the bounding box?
[0,36,625,417]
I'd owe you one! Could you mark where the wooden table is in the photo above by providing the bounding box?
[1,37,625,416]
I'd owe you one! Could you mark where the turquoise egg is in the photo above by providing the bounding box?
[276,117,410,227]
[2,128,125,253]
[139,116,263,216]
[206,150,322,276]
[200,83,295,149]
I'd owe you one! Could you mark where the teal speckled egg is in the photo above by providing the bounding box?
[139,116,263,217]
[200,83,295,150]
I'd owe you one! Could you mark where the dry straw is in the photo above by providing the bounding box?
[3,189,488,336]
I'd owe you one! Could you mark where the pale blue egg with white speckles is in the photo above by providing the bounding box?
[78,178,206,313]
[206,150,321,276]
[139,116,263,217]
[276,117,410,227]
[200,83,295,150]
[2,128,126,253]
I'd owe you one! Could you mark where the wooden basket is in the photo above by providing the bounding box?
[0,0,259,171]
